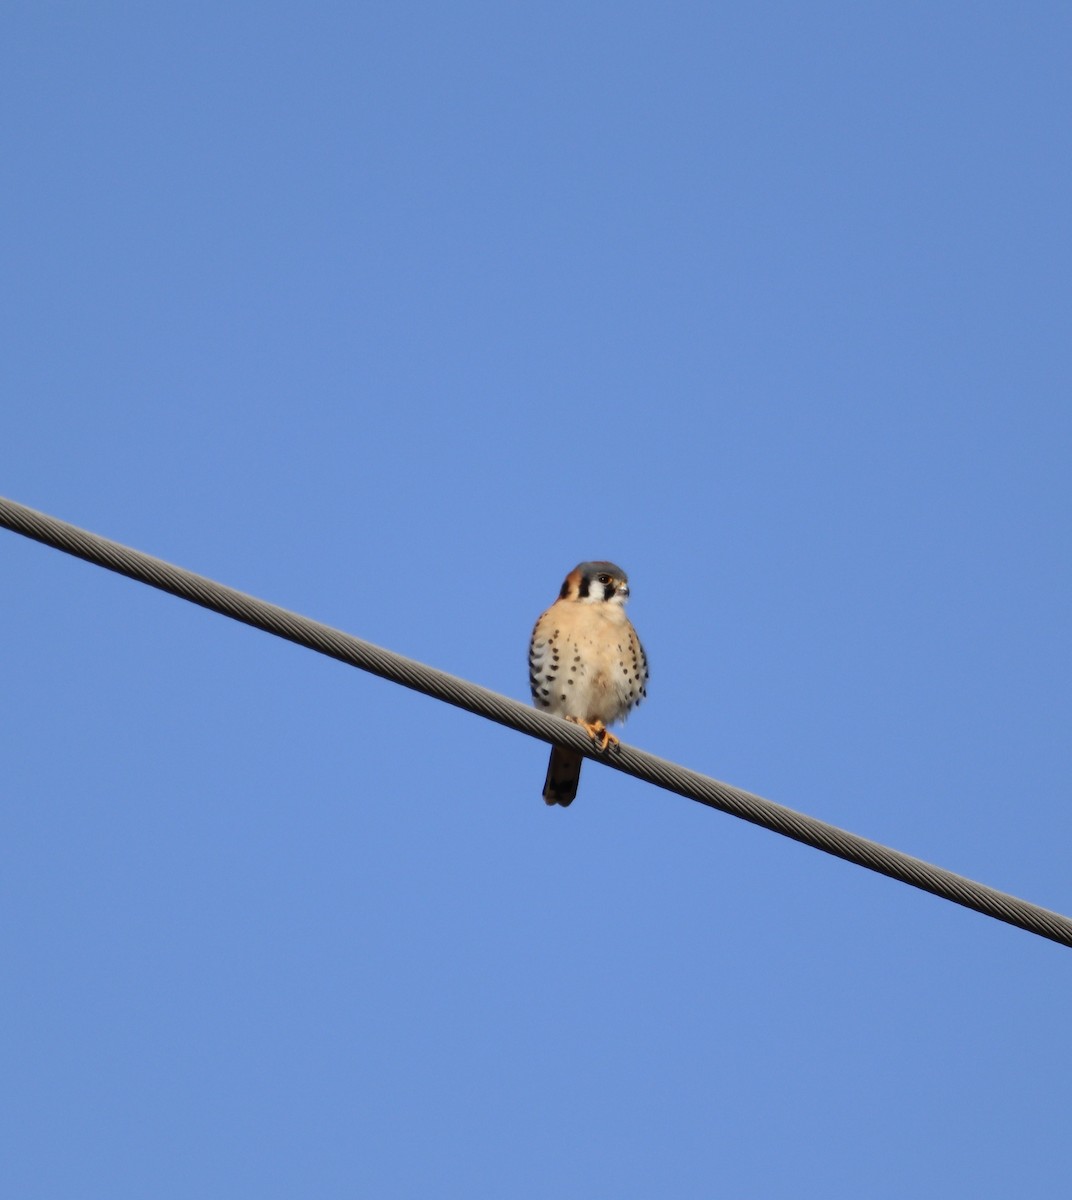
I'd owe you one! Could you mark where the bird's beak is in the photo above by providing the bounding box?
[617,582,629,597]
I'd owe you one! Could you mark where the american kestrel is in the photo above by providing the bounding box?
[529,561,648,806]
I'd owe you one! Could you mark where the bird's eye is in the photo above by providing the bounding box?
[598,574,611,585]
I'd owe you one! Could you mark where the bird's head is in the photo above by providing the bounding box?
[559,561,631,605]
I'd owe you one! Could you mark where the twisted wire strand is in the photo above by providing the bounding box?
[2,493,1069,948]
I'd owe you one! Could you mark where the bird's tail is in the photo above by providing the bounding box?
[543,746,582,807]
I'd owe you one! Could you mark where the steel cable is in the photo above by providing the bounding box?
[2,493,1069,948]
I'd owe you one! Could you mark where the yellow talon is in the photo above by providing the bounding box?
[566,717,620,753]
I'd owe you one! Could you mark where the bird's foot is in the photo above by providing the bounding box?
[566,716,620,753]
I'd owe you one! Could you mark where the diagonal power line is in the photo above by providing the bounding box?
[2,492,1070,949]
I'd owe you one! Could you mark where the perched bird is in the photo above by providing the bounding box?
[529,561,648,806]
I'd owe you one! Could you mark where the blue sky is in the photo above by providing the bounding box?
[3,3,1071,1196]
